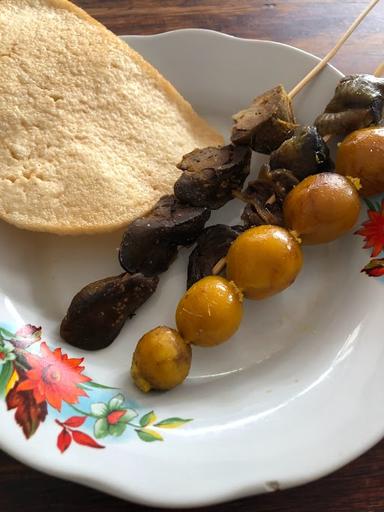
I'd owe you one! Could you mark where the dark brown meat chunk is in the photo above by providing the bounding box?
[119,195,210,276]
[60,273,159,350]
[258,165,299,201]
[231,85,297,154]
[241,179,283,227]
[240,165,299,228]
[187,224,243,289]
[174,144,251,209]
[270,126,333,180]
[315,74,384,136]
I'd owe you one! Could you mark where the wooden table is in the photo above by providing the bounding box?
[2,1,384,510]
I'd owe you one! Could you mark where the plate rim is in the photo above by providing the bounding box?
[124,27,343,78]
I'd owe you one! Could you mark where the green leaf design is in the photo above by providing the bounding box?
[121,409,138,423]
[0,341,16,364]
[135,428,163,442]
[109,422,127,437]
[154,418,193,429]
[0,361,14,396]
[0,327,15,339]
[108,393,125,411]
[139,410,157,427]
[79,381,117,391]
[94,418,109,439]
[91,402,109,418]
[364,198,377,211]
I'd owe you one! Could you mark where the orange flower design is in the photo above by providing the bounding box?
[356,200,384,257]
[2,324,193,448]
[17,342,91,411]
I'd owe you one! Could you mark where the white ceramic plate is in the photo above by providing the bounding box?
[1,29,383,508]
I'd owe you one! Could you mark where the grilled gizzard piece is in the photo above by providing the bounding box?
[174,144,251,209]
[315,74,384,136]
[270,125,333,181]
[187,224,243,288]
[61,273,159,350]
[231,85,297,154]
[119,195,211,276]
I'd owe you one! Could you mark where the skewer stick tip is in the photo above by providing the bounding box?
[288,0,381,99]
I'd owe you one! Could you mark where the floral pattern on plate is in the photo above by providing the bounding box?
[356,198,384,277]
[0,325,192,453]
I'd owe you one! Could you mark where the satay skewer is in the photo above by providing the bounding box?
[288,0,381,100]
[213,58,384,278]
[214,2,382,277]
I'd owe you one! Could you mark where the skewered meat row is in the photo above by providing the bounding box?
[133,73,383,296]
[61,72,382,349]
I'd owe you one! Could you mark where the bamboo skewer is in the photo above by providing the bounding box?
[212,257,227,276]
[288,0,381,99]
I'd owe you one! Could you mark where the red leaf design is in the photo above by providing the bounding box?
[72,430,104,449]
[6,376,47,439]
[62,416,87,428]
[57,428,72,453]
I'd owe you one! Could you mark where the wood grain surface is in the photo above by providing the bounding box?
[2,1,384,511]
[78,0,384,74]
